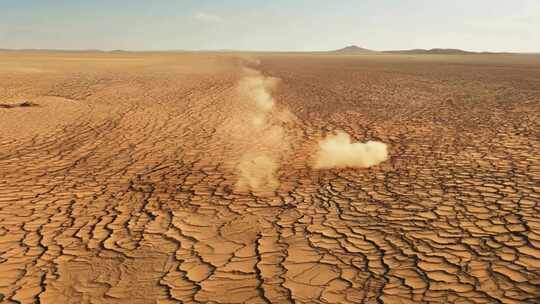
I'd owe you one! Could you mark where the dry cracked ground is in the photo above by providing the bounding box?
[0,51,539,304]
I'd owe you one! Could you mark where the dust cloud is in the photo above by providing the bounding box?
[233,62,388,193]
[313,131,388,169]
[236,68,280,127]
[234,66,295,194]
[236,153,280,193]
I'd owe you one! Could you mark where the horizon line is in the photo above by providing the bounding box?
[0,47,538,55]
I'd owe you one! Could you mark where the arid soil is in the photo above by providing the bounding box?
[0,51,539,304]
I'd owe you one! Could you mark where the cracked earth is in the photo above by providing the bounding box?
[0,52,539,304]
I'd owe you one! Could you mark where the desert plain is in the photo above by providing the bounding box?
[0,51,539,303]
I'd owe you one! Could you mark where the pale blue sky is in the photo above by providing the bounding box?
[1,0,538,52]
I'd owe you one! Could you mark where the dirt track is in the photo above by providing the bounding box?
[0,52,539,303]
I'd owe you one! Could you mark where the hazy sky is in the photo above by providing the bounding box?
[1,0,538,52]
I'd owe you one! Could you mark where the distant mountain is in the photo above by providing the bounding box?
[330,46,481,55]
[332,45,374,53]
[383,48,474,55]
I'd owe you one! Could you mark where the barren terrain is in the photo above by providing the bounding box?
[1,51,539,303]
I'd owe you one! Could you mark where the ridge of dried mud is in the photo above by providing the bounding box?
[0,52,539,303]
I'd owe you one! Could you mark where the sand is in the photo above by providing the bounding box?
[0,51,539,303]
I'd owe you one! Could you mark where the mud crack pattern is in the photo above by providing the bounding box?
[1,52,540,303]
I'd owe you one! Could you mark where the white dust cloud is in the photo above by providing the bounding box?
[313,131,388,169]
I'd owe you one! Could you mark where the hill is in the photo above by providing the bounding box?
[331,45,374,53]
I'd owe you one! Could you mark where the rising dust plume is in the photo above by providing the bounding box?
[234,66,296,194]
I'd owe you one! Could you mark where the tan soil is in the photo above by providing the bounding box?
[0,51,539,303]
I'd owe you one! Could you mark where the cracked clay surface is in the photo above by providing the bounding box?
[0,52,539,303]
